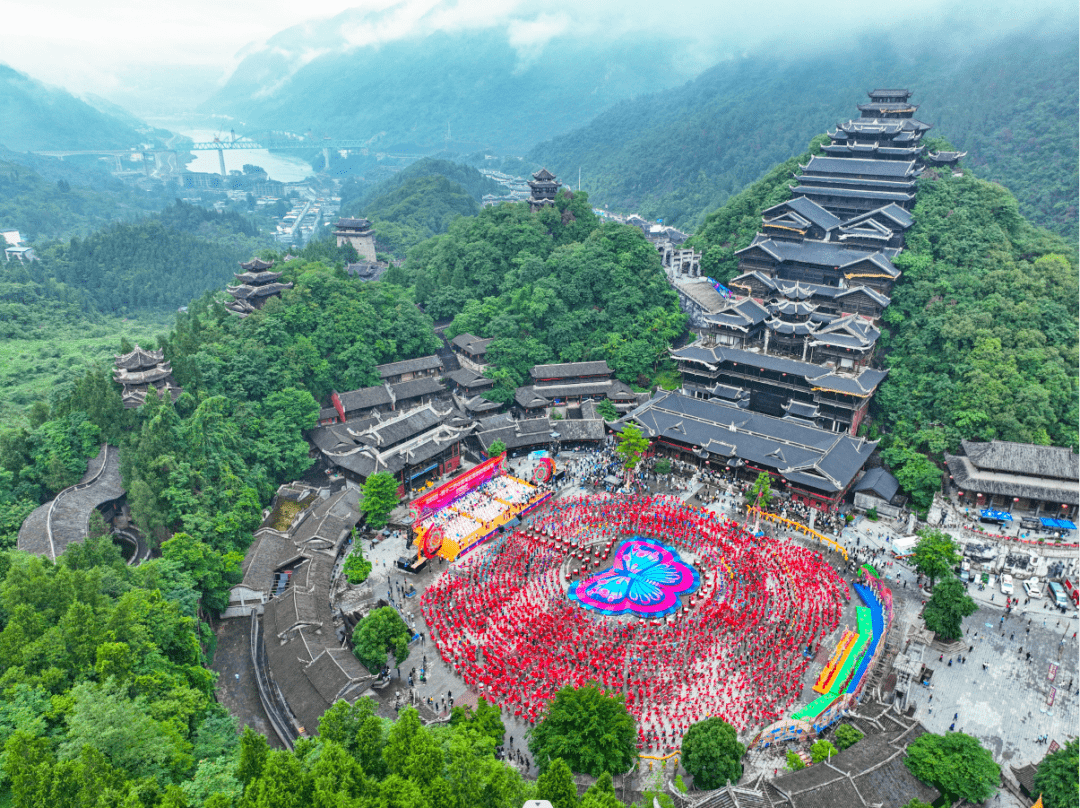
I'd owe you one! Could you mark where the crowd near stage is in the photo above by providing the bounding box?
[416,489,892,754]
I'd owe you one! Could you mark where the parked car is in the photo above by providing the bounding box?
[1000,574,1014,595]
[1048,581,1071,610]
[1023,577,1042,599]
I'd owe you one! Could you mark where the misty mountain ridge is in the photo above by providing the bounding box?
[203,20,705,154]
[0,63,156,152]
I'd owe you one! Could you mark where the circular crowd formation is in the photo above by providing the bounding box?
[421,493,847,751]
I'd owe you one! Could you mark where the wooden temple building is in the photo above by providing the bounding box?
[225,259,294,317]
[113,345,182,409]
[657,89,967,510]
[527,168,561,211]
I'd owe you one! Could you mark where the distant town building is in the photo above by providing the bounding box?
[333,217,377,262]
[225,259,294,317]
[4,245,36,262]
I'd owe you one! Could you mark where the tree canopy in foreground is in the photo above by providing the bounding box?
[529,683,637,777]
[904,732,999,805]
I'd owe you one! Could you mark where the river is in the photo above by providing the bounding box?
[178,129,315,183]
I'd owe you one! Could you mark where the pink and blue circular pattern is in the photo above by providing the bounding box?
[568,537,700,618]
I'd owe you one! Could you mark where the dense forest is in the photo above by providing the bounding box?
[529,26,1079,239]
[0,154,173,240]
[386,192,686,396]
[2,201,266,316]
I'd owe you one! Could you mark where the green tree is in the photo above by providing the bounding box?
[351,606,411,672]
[912,529,961,588]
[833,724,863,750]
[745,471,773,510]
[615,425,650,478]
[785,750,804,771]
[487,439,507,457]
[809,739,838,763]
[535,757,579,808]
[681,717,744,790]
[901,801,934,808]
[596,400,619,422]
[237,726,269,787]
[580,771,624,808]
[923,577,978,640]
[529,684,636,777]
[361,472,401,530]
[343,544,373,585]
[1034,738,1078,808]
[904,732,999,805]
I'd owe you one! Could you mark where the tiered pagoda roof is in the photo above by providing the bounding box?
[333,217,372,233]
[226,259,294,317]
[113,343,182,408]
[115,345,164,371]
[528,168,561,210]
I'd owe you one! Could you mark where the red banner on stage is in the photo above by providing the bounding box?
[410,454,506,523]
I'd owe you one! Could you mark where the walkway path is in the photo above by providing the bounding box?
[17,444,125,560]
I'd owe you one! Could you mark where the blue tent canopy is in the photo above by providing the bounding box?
[1040,517,1076,530]
[980,509,1013,522]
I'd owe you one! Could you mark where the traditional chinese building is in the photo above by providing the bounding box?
[527,168,561,211]
[672,340,885,435]
[944,440,1079,520]
[615,391,877,509]
[113,345,182,408]
[333,218,377,262]
[225,259,294,317]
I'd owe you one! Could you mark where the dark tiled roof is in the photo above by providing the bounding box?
[763,196,842,231]
[337,385,393,412]
[961,439,1079,480]
[530,361,612,380]
[450,333,495,355]
[852,467,900,502]
[552,420,606,442]
[792,185,915,204]
[803,156,920,179]
[375,355,442,378]
[115,345,164,370]
[335,217,371,230]
[240,258,275,270]
[623,392,876,494]
[844,202,914,229]
[515,386,550,409]
[739,236,900,269]
[945,453,1079,505]
[448,368,495,389]
[390,377,445,402]
[671,343,888,397]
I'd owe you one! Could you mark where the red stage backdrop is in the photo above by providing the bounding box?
[411,454,507,523]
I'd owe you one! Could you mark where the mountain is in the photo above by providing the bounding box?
[527,24,1079,239]
[202,19,702,155]
[0,64,152,152]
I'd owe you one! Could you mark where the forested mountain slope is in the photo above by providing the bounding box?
[0,63,153,151]
[529,26,1079,238]
[335,159,504,257]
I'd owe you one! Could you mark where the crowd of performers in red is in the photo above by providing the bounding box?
[420,494,849,752]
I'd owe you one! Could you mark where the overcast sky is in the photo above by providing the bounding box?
[2,0,1075,109]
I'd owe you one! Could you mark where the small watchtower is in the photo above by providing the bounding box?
[527,168,561,211]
